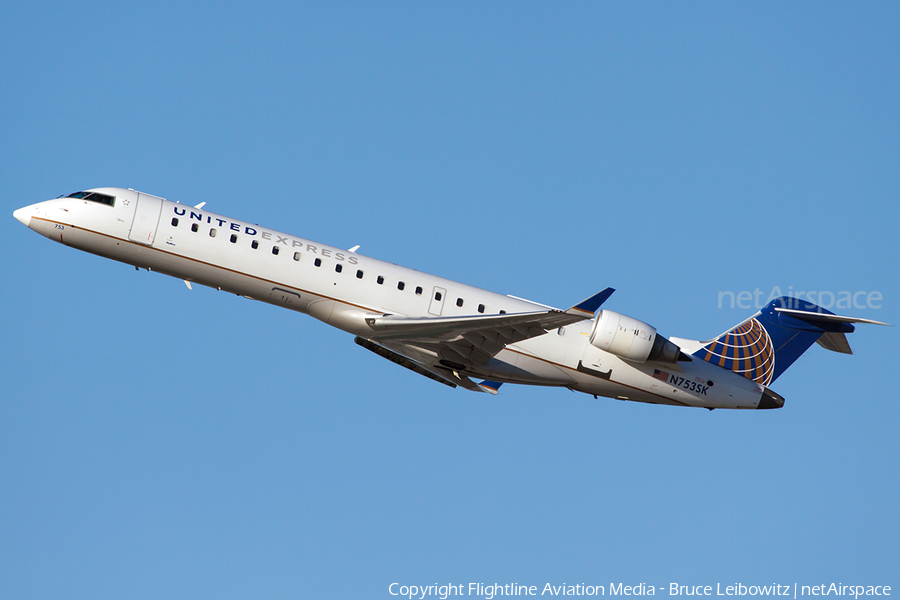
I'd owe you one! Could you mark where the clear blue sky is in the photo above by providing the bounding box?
[2,2,898,598]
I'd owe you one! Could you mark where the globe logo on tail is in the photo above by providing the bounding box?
[698,318,775,386]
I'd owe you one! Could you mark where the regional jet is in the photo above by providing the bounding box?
[13,188,889,410]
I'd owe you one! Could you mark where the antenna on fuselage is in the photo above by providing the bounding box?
[348,245,360,252]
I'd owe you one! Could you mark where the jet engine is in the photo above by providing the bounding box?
[589,310,682,363]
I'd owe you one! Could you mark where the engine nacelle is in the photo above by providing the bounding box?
[589,310,682,363]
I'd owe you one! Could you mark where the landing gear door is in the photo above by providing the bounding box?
[128,192,164,246]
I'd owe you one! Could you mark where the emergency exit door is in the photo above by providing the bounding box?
[428,286,447,316]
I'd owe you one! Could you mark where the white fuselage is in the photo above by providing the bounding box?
[14,188,773,409]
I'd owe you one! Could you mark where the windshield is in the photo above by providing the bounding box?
[66,191,116,207]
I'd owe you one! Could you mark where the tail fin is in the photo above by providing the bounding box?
[693,297,888,385]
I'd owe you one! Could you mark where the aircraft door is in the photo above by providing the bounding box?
[128,192,164,246]
[428,286,447,316]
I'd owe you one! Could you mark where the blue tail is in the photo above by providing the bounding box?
[693,297,856,385]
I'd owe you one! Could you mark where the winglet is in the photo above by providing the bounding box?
[566,287,615,317]
[478,380,502,395]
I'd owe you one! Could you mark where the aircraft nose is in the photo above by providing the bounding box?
[13,206,33,227]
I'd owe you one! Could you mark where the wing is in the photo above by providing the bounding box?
[362,288,614,371]
[356,335,496,392]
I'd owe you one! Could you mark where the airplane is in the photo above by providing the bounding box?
[13,187,889,410]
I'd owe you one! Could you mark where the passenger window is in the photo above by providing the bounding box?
[293,252,301,261]
[191,223,199,233]
[335,264,343,273]
[377,276,384,285]
[209,229,216,238]
[415,286,423,295]
[171,217,179,227]
[230,234,238,243]
[314,258,322,267]
[435,292,442,301]
[456,298,463,307]
[499,310,506,314]
[356,270,364,279]
[272,246,279,255]
[398,281,405,291]
[251,240,259,249]
[478,304,485,313]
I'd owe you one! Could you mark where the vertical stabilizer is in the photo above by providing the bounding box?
[693,297,861,385]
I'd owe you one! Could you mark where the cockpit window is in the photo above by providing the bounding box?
[66,191,115,207]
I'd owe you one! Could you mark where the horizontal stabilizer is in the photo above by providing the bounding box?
[774,307,891,327]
